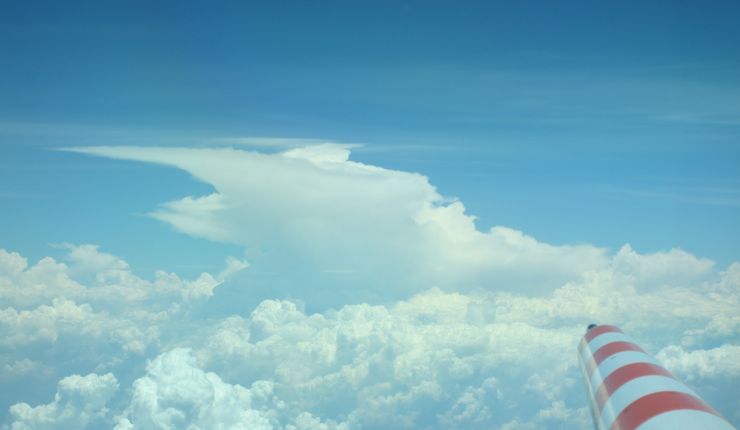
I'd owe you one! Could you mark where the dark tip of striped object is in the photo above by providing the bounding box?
[587,323,597,331]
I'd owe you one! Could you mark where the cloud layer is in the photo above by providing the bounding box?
[2,246,737,428]
[2,145,738,428]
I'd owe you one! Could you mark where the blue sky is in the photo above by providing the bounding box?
[2,0,740,269]
[1,1,739,429]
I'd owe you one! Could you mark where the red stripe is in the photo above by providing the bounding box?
[584,325,623,344]
[586,341,644,376]
[595,362,675,413]
[610,391,720,430]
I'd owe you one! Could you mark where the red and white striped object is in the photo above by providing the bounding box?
[578,324,736,430]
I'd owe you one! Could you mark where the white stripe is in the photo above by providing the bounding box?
[637,409,736,430]
[589,350,659,388]
[579,353,607,430]
[580,332,636,373]
[579,337,594,364]
[587,332,635,356]
[579,336,593,360]
[579,353,607,429]
[599,376,696,430]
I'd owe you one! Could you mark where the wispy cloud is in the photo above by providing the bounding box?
[653,113,740,126]
[207,136,358,149]
[600,184,740,207]
[319,269,356,274]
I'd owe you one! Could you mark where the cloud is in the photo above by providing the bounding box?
[64,145,639,302]
[656,343,740,424]
[2,144,738,428]
[0,297,161,357]
[0,359,52,383]
[190,285,726,428]
[0,244,248,308]
[0,244,249,419]
[0,249,84,309]
[657,344,740,382]
[114,348,277,430]
[65,145,727,307]
[1,244,738,429]
[6,372,118,430]
[120,289,589,429]
[218,256,250,281]
[0,298,96,348]
[209,137,356,150]
[612,244,714,286]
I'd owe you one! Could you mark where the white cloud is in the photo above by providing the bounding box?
[286,412,349,430]
[656,343,740,423]
[66,145,612,297]
[0,296,161,359]
[6,372,118,430]
[0,249,84,308]
[0,244,247,308]
[0,244,249,421]
[657,344,740,382]
[0,359,51,383]
[0,244,248,359]
[210,137,348,149]
[1,144,738,428]
[0,299,101,348]
[61,243,132,278]
[0,249,28,274]
[114,348,276,430]
[612,244,715,287]
[218,256,250,281]
[190,288,593,429]
[0,244,738,429]
[437,377,499,426]
[66,145,728,305]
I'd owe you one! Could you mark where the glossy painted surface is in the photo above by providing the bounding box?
[579,325,735,430]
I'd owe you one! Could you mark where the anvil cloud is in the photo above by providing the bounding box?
[1,145,738,429]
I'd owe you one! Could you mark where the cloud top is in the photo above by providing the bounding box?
[66,145,618,300]
[1,144,735,428]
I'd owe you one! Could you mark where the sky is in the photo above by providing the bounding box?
[1,1,739,429]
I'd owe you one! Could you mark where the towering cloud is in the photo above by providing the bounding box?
[1,145,737,428]
[68,145,717,305]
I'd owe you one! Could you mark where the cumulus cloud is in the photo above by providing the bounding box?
[0,244,248,365]
[187,285,738,429]
[0,249,84,308]
[1,245,738,429]
[114,348,276,430]
[656,343,740,424]
[657,344,740,381]
[6,372,118,430]
[0,244,247,308]
[2,144,737,428]
[611,244,715,288]
[0,296,163,360]
[0,245,249,426]
[1,298,103,348]
[101,289,589,429]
